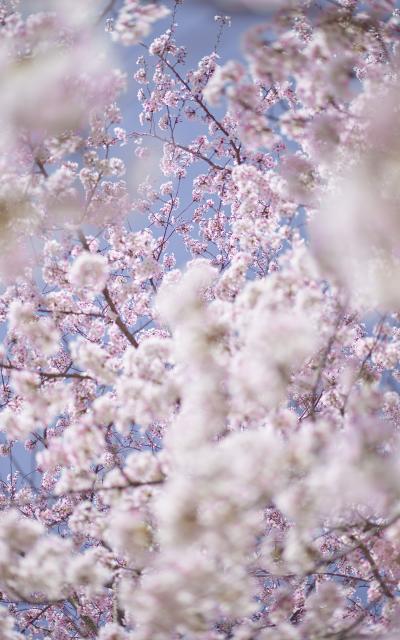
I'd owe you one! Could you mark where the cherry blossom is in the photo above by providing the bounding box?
[1,0,400,639]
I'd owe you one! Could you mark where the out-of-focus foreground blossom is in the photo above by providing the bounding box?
[0,0,124,276]
[311,77,400,309]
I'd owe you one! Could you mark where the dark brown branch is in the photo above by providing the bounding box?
[77,230,139,349]
[102,287,139,349]
[146,47,242,166]
[349,535,394,599]
[35,159,49,178]
[0,361,93,382]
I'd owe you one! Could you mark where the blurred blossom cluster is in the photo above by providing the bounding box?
[0,0,127,275]
[1,1,400,639]
[311,78,400,308]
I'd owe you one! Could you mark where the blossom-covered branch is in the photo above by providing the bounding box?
[1,0,400,639]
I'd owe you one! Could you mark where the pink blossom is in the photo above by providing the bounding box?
[1,1,400,638]
[69,251,109,293]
